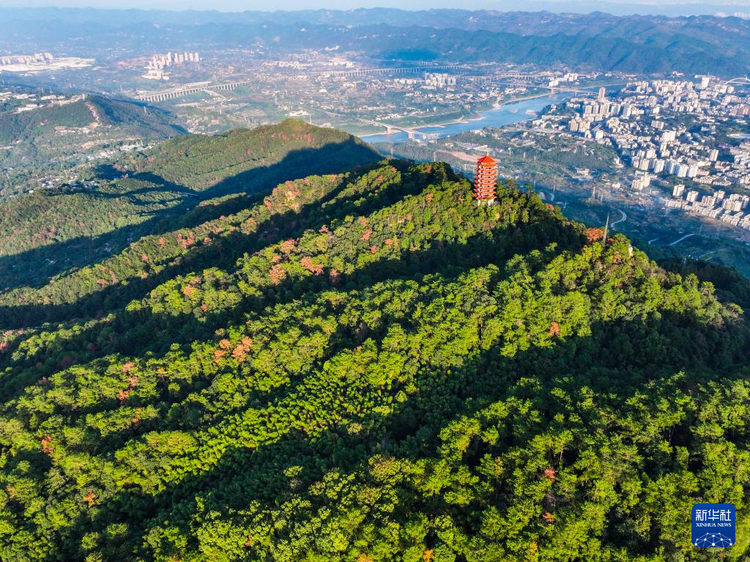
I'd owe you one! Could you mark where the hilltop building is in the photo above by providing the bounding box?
[474,155,498,203]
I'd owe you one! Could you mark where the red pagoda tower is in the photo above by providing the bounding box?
[474,155,498,203]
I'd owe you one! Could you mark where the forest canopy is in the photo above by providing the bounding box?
[0,130,749,561]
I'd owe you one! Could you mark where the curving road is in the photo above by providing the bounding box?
[610,209,627,230]
[669,233,697,246]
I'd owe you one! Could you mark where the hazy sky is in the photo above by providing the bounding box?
[0,0,749,11]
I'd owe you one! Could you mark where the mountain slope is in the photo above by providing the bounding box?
[0,94,183,145]
[0,120,382,295]
[0,94,185,200]
[132,119,380,193]
[0,159,749,561]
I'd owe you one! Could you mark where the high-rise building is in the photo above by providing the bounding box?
[598,86,606,101]
[723,199,743,212]
[474,156,498,202]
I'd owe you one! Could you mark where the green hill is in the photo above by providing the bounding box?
[0,94,183,145]
[0,94,186,199]
[0,152,749,561]
[0,120,382,294]
[134,119,379,192]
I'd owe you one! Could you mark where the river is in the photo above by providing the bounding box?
[361,92,574,144]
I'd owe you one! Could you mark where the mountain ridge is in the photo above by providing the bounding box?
[0,136,749,560]
[0,94,184,146]
[0,120,382,298]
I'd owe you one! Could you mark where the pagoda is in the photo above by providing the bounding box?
[473,155,498,203]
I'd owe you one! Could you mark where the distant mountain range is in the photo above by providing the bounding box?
[1,8,750,76]
[4,5,750,24]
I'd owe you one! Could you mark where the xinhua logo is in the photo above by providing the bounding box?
[692,503,735,548]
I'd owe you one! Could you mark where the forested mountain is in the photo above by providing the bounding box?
[0,95,182,146]
[0,94,185,199]
[1,134,749,560]
[0,120,380,294]
[132,121,379,193]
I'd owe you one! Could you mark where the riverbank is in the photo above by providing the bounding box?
[359,85,623,138]
[352,90,551,137]
[361,91,575,144]
[387,89,552,129]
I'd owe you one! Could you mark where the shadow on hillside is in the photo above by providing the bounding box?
[0,138,382,294]
[0,159,419,332]
[26,307,750,560]
[659,257,750,313]
[0,195,583,403]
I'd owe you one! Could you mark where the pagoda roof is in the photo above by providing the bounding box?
[477,155,496,164]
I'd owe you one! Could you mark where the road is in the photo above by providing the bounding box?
[669,233,697,246]
[610,209,627,230]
